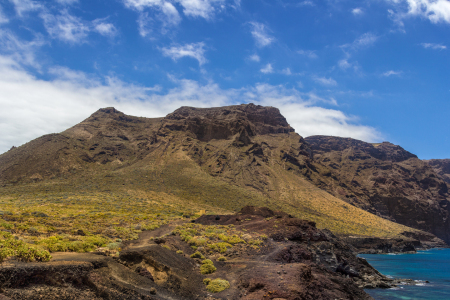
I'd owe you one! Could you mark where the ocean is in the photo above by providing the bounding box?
[360,248,450,300]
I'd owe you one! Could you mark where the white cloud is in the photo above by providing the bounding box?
[9,0,42,16]
[421,42,447,49]
[260,63,273,74]
[123,0,227,20]
[249,22,274,48]
[352,32,378,48]
[55,0,79,5]
[177,0,224,19]
[281,68,292,75]
[313,76,338,86]
[161,2,182,25]
[161,42,207,65]
[0,6,9,24]
[0,29,45,68]
[297,49,318,59]
[338,59,351,70]
[249,54,260,62]
[41,10,90,43]
[137,12,153,37]
[298,1,314,6]
[382,70,402,76]
[352,8,364,16]
[0,54,383,154]
[246,84,381,141]
[123,0,163,11]
[92,19,118,37]
[387,0,450,24]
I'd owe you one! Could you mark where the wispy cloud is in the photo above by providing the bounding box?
[161,42,207,65]
[249,54,260,62]
[421,42,447,50]
[338,59,351,70]
[352,32,378,49]
[93,19,118,37]
[313,76,338,86]
[260,63,273,74]
[161,2,182,25]
[281,68,292,75]
[137,12,153,37]
[122,0,163,11]
[0,29,45,68]
[382,70,402,77]
[55,0,79,5]
[352,8,363,16]
[297,49,318,59]
[0,6,9,24]
[298,1,314,6]
[9,0,42,16]
[387,0,450,24]
[123,0,229,21]
[41,10,90,43]
[249,22,274,48]
[177,0,225,19]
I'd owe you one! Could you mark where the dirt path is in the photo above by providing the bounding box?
[126,219,189,249]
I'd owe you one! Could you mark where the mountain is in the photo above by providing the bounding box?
[0,104,429,242]
[1,104,448,299]
[427,159,450,184]
[304,136,450,243]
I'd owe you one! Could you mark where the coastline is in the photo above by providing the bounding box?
[360,248,450,300]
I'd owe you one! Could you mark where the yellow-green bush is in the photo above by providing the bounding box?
[200,259,216,274]
[205,278,230,293]
[190,251,205,259]
[0,232,51,262]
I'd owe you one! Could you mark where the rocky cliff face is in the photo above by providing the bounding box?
[427,159,450,184]
[305,136,450,244]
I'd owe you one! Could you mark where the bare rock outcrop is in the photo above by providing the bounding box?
[305,135,450,244]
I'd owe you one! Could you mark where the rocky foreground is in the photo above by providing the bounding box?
[0,207,418,300]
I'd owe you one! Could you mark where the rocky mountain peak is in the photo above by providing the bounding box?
[373,141,417,162]
[163,103,294,142]
[306,136,416,162]
[83,107,143,125]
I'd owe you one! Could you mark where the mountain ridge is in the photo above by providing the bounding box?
[0,104,447,246]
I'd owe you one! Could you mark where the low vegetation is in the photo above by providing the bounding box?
[173,222,266,256]
[205,278,230,293]
[0,181,228,262]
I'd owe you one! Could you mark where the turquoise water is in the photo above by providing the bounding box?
[360,248,450,299]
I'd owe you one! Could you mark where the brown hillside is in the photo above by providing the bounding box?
[0,104,440,244]
[304,135,450,243]
[427,159,450,184]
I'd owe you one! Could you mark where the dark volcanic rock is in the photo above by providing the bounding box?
[163,103,294,142]
[427,159,450,184]
[305,135,450,244]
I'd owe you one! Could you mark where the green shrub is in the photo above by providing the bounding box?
[200,259,216,274]
[203,278,212,285]
[176,250,183,254]
[190,251,205,259]
[217,256,226,261]
[205,278,230,293]
[202,259,213,265]
[107,242,120,250]
[0,232,51,263]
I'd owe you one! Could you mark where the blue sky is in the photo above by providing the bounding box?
[0,0,449,159]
